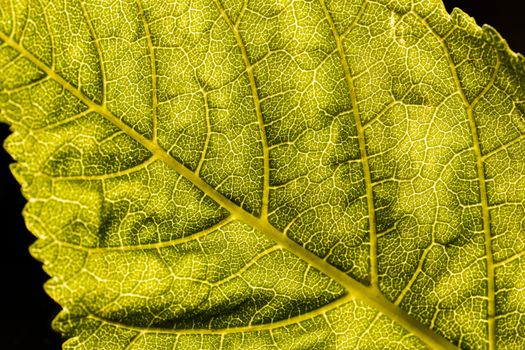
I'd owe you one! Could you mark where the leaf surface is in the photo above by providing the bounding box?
[0,0,524,349]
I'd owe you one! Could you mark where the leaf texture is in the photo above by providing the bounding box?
[0,0,524,349]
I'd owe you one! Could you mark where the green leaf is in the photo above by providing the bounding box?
[1,0,524,348]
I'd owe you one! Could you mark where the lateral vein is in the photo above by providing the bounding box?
[318,0,378,288]
[86,294,355,335]
[416,14,497,350]
[212,0,271,219]
[136,0,159,141]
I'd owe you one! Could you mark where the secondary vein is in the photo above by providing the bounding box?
[87,294,355,335]
[80,2,107,104]
[417,15,497,350]
[136,0,159,142]
[212,0,271,219]
[318,0,379,289]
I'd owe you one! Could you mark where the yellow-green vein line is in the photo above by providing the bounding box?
[27,213,233,253]
[212,245,281,286]
[494,251,525,268]
[80,2,107,104]
[36,0,55,68]
[123,333,143,350]
[87,294,355,335]
[482,133,525,160]
[318,0,378,288]
[417,14,497,350]
[47,156,155,180]
[212,0,271,219]
[196,87,212,176]
[37,108,92,130]
[234,0,248,29]
[136,0,159,141]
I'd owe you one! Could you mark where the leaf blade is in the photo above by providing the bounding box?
[1,0,524,349]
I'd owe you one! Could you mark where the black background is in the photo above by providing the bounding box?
[0,1,524,349]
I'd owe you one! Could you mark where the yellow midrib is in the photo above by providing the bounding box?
[0,30,456,350]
